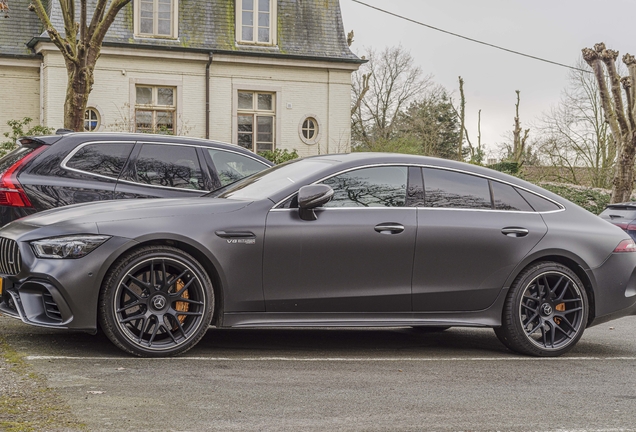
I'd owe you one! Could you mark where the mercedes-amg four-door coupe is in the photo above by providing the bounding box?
[1,153,635,357]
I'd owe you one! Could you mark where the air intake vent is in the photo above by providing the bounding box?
[0,237,20,275]
[42,290,62,322]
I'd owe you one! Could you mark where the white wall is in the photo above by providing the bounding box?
[34,44,358,156]
[0,61,41,138]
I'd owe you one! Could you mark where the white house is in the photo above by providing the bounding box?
[0,0,362,156]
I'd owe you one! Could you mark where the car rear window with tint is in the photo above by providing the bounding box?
[322,166,408,208]
[599,207,636,221]
[423,168,492,209]
[66,143,134,178]
[208,149,268,187]
[135,144,204,190]
[515,188,562,212]
[491,181,534,211]
[0,146,38,174]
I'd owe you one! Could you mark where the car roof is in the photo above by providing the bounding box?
[24,132,273,164]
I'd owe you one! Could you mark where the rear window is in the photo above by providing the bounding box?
[135,144,204,190]
[208,149,268,187]
[599,207,636,221]
[423,168,492,209]
[516,189,562,212]
[0,146,38,174]
[66,142,134,178]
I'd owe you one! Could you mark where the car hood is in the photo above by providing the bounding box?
[14,198,251,227]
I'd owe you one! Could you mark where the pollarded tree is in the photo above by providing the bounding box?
[582,43,636,203]
[20,0,132,131]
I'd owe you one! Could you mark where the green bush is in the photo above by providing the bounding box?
[2,118,54,157]
[538,183,611,215]
[259,148,299,164]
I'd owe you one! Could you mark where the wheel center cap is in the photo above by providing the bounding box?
[541,303,553,316]
[151,295,167,311]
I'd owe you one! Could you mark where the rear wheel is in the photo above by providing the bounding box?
[494,262,588,357]
[99,246,214,357]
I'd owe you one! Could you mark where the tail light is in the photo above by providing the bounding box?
[0,146,46,207]
[614,239,636,253]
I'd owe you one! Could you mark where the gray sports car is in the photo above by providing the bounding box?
[1,153,635,357]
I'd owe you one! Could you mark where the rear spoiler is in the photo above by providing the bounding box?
[18,137,47,147]
[18,134,64,147]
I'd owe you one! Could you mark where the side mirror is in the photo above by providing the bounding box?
[298,184,334,221]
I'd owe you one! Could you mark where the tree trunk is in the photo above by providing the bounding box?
[64,59,94,130]
[583,43,636,203]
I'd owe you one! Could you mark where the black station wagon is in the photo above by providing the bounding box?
[0,132,272,226]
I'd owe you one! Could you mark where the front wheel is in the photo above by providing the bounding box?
[494,262,588,357]
[99,246,214,357]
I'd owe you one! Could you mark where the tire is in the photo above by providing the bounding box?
[98,246,214,357]
[494,261,588,357]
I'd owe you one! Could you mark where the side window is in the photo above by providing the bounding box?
[135,144,204,190]
[66,143,134,178]
[423,168,492,209]
[491,181,534,211]
[321,166,408,208]
[516,188,562,212]
[208,149,269,187]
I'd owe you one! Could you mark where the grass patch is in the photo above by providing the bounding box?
[0,334,85,431]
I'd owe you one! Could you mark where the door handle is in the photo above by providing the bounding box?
[374,223,405,234]
[501,227,529,237]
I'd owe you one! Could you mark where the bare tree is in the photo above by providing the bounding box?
[450,76,483,164]
[512,90,530,165]
[351,46,432,150]
[583,43,636,203]
[536,60,614,188]
[23,0,132,131]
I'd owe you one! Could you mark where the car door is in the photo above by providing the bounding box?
[114,142,212,199]
[412,167,549,312]
[262,165,417,313]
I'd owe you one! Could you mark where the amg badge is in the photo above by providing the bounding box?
[227,239,255,245]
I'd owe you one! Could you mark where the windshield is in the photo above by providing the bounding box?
[214,158,337,201]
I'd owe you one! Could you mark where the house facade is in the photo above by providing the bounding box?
[0,0,362,156]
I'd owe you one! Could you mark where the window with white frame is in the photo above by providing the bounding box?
[135,0,178,38]
[84,108,100,132]
[135,86,176,134]
[236,0,276,45]
[237,91,275,152]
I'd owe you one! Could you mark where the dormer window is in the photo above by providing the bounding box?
[134,0,179,38]
[236,0,277,45]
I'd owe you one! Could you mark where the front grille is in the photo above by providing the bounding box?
[0,237,21,275]
[42,290,62,322]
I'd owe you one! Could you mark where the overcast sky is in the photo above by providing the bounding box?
[340,0,635,158]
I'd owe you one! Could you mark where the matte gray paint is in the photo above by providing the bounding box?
[1,153,636,335]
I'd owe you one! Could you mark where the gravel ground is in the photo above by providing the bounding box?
[0,334,84,432]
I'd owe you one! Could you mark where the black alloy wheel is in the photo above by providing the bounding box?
[495,262,588,357]
[99,246,214,357]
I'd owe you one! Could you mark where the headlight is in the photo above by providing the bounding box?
[30,235,111,259]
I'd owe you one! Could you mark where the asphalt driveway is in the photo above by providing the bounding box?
[2,313,636,431]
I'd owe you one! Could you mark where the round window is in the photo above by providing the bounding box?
[84,108,100,132]
[299,115,321,145]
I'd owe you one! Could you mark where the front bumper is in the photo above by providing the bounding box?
[0,231,134,331]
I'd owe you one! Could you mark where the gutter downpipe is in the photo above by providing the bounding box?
[205,52,213,139]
